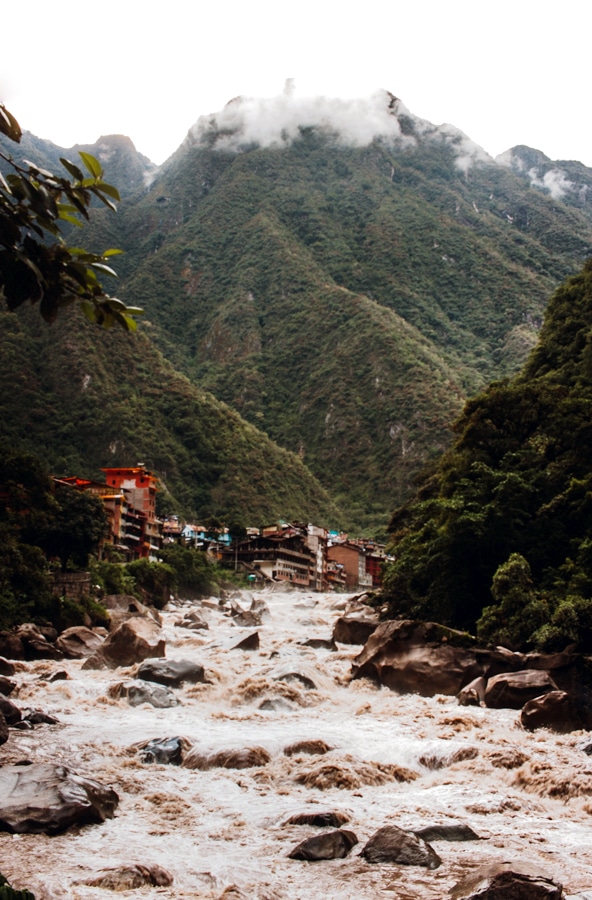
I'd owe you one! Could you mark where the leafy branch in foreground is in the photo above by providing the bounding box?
[0,103,142,330]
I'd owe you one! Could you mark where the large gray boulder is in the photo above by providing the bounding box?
[484,669,558,709]
[0,763,119,834]
[352,620,484,696]
[360,824,441,868]
[82,617,165,670]
[287,829,358,860]
[521,689,585,732]
[102,595,161,630]
[109,679,179,708]
[56,626,104,659]
[136,658,205,687]
[451,862,563,898]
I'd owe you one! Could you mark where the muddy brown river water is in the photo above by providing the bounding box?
[2,587,592,899]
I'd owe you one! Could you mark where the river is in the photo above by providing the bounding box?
[2,587,592,899]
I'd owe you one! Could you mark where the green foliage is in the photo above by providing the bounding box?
[53,593,110,631]
[382,260,592,649]
[158,544,215,598]
[126,558,176,609]
[33,486,107,572]
[0,104,142,330]
[0,871,35,900]
[90,558,135,595]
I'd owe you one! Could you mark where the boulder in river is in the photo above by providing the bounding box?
[136,658,206,687]
[450,862,563,898]
[287,828,358,860]
[55,626,104,659]
[82,617,165,669]
[0,711,7,746]
[102,594,161,630]
[332,616,379,645]
[0,656,15,675]
[0,695,21,725]
[282,810,350,827]
[76,863,173,889]
[413,823,480,842]
[0,763,119,834]
[0,675,16,696]
[521,689,585,732]
[109,679,179,708]
[360,824,441,868]
[136,736,191,765]
[484,669,558,709]
[351,620,484,696]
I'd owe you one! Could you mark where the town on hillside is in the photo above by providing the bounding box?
[59,465,391,592]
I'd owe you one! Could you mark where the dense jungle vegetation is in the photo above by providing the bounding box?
[382,260,592,652]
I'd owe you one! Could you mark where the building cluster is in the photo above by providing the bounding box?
[61,465,390,591]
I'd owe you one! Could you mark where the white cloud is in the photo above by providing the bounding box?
[527,167,575,201]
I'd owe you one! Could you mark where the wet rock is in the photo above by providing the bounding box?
[0,695,21,726]
[21,709,60,726]
[0,656,15,675]
[450,862,563,898]
[0,635,24,661]
[351,620,484,696]
[298,637,336,650]
[110,679,179,708]
[287,828,358,860]
[77,863,173,890]
[283,739,333,756]
[137,736,189,765]
[136,658,206,687]
[47,670,70,683]
[55,626,104,659]
[183,746,271,770]
[0,675,15,696]
[484,669,558,710]
[332,616,379,645]
[0,762,119,834]
[360,824,441,868]
[283,810,350,827]
[521,689,584,732]
[82,617,165,669]
[0,711,7,745]
[413,823,480,842]
[102,594,162,630]
[223,630,260,651]
[270,663,319,690]
[458,676,486,706]
[11,625,62,661]
[175,609,209,630]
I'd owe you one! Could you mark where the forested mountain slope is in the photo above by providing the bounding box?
[382,260,592,651]
[3,91,592,530]
[83,93,592,526]
[0,307,339,526]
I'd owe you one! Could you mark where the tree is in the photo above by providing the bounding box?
[34,485,108,572]
[0,103,142,330]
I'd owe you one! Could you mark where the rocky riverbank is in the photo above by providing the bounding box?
[1,588,592,899]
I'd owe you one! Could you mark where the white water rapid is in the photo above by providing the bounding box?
[2,587,592,899]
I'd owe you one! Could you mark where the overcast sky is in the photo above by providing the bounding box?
[2,0,591,167]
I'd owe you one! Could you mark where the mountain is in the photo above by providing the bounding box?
[79,91,592,528]
[3,90,592,531]
[0,306,340,526]
[382,259,592,650]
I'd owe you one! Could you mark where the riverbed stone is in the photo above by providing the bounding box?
[360,825,441,868]
[0,657,15,675]
[0,763,119,834]
[450,862,563,898]
[0,635,24,660]
[136,658,206,687]
[413,823,480,842]
[521,689,584,732]
[77,864,173,890]
[109,679,179,708]
[0,695,21,725]
[0,711,7,745]
[287,828,358,860]
[55,626,104,659]
[82,617,165,669]
[484,669,558,709]
[333,616,379,645]
[137,736,189,765]
[351,620,484,696]
[0,675,15,696]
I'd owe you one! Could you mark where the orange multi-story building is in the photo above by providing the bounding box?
[101,465,161,558]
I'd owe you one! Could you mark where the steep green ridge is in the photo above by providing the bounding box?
[382,260,592,650]
[80,102,592,526]
[0,307,340,526]
[5,95,592,530]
